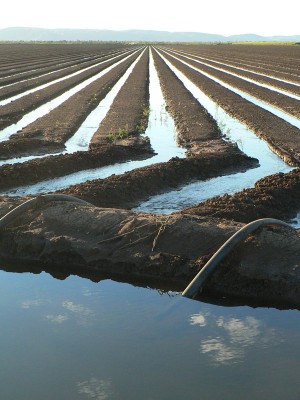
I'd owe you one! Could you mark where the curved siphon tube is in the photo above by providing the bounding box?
[0,194,92,230]
[182,218,294,299]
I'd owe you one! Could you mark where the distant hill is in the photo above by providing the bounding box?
[0,27,299,42]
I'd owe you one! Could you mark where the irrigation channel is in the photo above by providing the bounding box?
[0,43,299,399]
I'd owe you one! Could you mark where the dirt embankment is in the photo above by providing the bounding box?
[0,196,299,309]
[61,142,257,209]
[181,168,300,223]
[0,44,299,309]
[0,137,153,192]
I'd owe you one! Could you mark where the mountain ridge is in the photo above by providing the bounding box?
[0,27,299,42]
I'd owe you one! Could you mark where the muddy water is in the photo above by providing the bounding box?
[1,270,300,400]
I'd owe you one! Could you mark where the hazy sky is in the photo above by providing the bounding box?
[2,0,299,36]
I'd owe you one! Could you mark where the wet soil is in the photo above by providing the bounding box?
[61,141,257,209]
[0,42,129,82]
[157,48,300,165]
[198,225,300,309]
[0,197,299,309]
[167,50,300,119]
[167,44,300,81]
[181,167,300,223]
[0,44,299,309]
[90,48,149,145]
[0,51,142,159]
[0,50,140,131]
[152,49,221,147]
[0,137,153,192]
[0,51,127,101]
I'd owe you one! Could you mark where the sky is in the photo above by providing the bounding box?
[1,0,299,36]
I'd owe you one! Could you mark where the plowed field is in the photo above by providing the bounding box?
[0,42,299,305]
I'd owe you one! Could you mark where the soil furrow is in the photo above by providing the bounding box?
[164,50,300,119]
[0,49,141,130]
[0,138,153,192]
[168,45,300,83]
[157,48,300,165]
[0,51,142,158]
[90,48,150,146]
[151,49,221,147]
[0,50,131,100]
[165,48,300,96]
[181,168,300,223]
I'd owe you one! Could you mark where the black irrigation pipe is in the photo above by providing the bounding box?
[0,194,92,230]
[182,218,294,299]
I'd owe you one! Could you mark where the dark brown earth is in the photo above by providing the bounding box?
[167,44,300,82]
[181,168,300,223]
[157,47,300,166]
[60,141,256,209]
[90,48,150,146]
[164,49,300,118]
[0,51,143,159]
[0,50,140,131]
[0,42,130,83]
[0,51,128,101]
[0,137,153,192]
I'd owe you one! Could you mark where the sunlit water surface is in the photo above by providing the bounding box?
[0,270,299,400]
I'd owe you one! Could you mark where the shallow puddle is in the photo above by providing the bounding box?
[0,269,299,400]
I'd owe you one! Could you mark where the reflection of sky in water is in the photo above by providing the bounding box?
[190,312,279,365]
[77,378,116,400]
[1,270,300,399]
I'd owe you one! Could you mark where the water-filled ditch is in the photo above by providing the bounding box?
[1,270,300,399]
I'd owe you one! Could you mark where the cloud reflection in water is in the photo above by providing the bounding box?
[190,312,281,365]
[77,378,117,400]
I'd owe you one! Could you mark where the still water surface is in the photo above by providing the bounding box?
[0,270,299,399]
